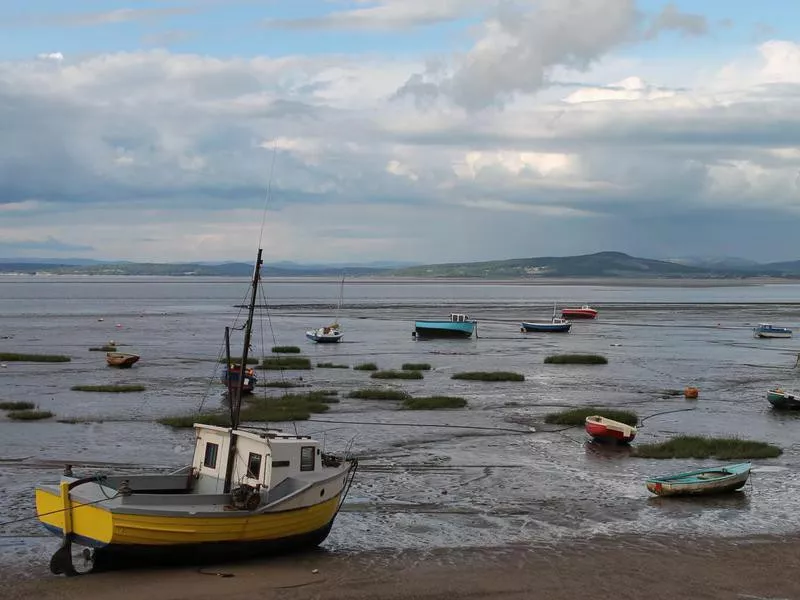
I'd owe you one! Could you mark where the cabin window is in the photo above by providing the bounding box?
[300,446,315,471]
[272,460,290,467]
[203,442,219,469]
[247,452,262,479]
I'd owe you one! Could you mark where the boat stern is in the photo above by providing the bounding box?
[35,483,113,548]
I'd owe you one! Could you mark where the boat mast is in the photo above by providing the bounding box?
[335,274,345,323]
[224,326,235,426]
[223,248,263,494]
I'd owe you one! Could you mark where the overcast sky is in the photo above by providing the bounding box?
[2,0,800,264]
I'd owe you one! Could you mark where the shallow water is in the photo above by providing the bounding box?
[2,276,800,576]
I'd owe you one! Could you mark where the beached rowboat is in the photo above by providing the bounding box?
[584,415,636,444]
[105,352,139,368]
[767,388,800,410]
[646,463,751,497]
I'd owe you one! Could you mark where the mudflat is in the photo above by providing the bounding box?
[5,534,799,600]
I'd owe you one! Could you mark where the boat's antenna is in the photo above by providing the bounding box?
[221,141,279,494]
[257,139,279,248]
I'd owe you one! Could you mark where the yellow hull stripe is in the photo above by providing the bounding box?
[36,489,341,547]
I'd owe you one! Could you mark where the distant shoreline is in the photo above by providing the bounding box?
[0,274,797,287]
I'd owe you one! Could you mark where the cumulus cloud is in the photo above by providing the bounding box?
[3,35,800,262]
[395,0,709,110]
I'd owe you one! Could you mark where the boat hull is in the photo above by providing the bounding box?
[767,390,800,410]
[305,331,343,343]
[584,416,636,444]
[43,517,334,570]
[35,486,343,550]
[521,321,571,333]
[414,321,475,339]
[221,368,257,393]
[561,310,597,320]
[585,422,635,444]
[106,353,139,368]
[646,463,751,497]
[755,331,792,339]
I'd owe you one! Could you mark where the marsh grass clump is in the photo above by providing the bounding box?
[218,357,260,365]
[544,354,608,365]
[160,391,334,428]
[544,407,638,427]
[89,345,117,352]
[403,396,467,410]
[633,436,782,459]
[262,356,312,370]
[271,391,340,404]
[0,352,71,362]
[243,394,330,421]
[0,401,35,410]
[71,384,146,393]
[347,388,411,401]
[8,410,53,421]
[272,346,301,354]
[451,371,524,382]
[317,362,350,369]
[402,363,432,371]
[353,362,378,371]
[370,370,423,380]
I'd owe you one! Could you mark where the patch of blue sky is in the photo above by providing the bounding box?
[633,0,800,61]
[0,0,478,60]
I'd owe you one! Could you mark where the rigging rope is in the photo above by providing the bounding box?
[306,418,534,434]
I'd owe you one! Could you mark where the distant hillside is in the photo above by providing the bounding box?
[4,251,800,279]
[389,251,713,279]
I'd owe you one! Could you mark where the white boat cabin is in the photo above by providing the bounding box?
[190,423,322,495]
[450,313,471,322]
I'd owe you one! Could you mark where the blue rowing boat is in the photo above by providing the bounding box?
[645,462,751,497]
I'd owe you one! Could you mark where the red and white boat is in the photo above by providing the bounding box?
[561,305,598,320]
[585,415,636,444]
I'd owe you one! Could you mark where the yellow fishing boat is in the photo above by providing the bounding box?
[35,248,358,575]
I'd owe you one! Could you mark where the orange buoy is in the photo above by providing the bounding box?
[684,386,699,399]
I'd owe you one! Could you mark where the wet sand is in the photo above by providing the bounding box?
[6,534,800,600]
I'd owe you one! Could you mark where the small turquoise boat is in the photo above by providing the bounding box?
[646,462,751,497]
[767,388,800,410]
[414,313,476,339]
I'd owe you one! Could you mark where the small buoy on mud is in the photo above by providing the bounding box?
[312,569,319,575]
[116,323,122,328]
[684,386,699,399]
[97,318,104,322]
